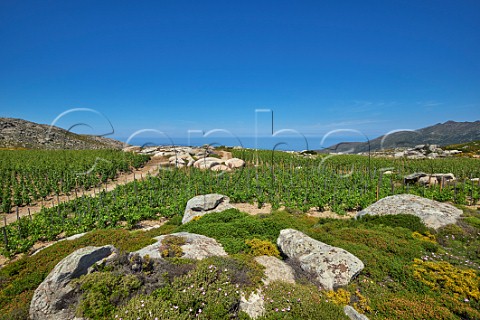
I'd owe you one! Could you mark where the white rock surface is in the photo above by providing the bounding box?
[356,194,463,230]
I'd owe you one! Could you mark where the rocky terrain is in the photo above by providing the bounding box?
[0,117,125,150]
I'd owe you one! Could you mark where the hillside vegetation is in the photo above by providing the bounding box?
[1,207,479,319]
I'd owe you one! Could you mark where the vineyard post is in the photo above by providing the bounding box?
[2,216,7,248]
[28,207,32,220]
[16,206,21,239]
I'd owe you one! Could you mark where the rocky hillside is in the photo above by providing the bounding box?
[319,120,480,154]
[0,117,125,150]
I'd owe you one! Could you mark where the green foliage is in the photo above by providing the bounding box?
[0,149,149,211]
[258,282,349,319]
[177,209,315,254]
[74,272,141,319]
[245,238,280,257]
[358,214,429,233]
[464,216,480,229]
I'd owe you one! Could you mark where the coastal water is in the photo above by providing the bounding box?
[118,136,360,152]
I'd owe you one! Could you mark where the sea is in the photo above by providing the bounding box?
[118,136,364,152]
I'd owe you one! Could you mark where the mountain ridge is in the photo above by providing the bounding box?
[318,120,480,153]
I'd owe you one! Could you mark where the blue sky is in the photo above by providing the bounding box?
[1,0,479,146]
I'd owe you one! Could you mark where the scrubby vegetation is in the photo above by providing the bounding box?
[1,205,479,319]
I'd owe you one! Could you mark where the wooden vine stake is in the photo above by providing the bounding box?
[3,216,8,248]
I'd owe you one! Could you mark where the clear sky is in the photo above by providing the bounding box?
[1,0,479,145]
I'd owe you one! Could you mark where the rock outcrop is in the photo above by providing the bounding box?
[182,194,235,224]
[277,229,364,290]
[254,255,296,285]
[356,194,463,230]
[132,232,227,260]
[30,245,116,320]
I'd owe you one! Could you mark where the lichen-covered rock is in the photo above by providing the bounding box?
[182,193,235,224]
[277,229,364,290]
[254,256,295,285]
[356,194,462,230]
[132,232,227,260]
[29,245,116,320]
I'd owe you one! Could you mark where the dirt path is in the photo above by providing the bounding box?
[233,202,357,219]
[1,157,166,226]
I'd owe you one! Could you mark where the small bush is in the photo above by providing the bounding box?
[159,235,186,258]
[245,238,280,257]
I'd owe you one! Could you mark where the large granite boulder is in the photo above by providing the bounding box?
[225,158,245,169]
[356,194,462,230]
[182,194,235,224]
[132,232,227,260]
[193,157,222,169]
[30,245,116,320]
[277,229,364,290]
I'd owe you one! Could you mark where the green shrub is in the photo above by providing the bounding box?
[159,235,186,258]
[464,216,480,229]
[245,238,280,257]
[358,214,429,233]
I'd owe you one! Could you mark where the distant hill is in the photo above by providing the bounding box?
[0,117,125,150]
[318,120,480,153]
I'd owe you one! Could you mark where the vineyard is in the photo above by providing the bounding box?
[1,149,479,256]
[0,150,150,213]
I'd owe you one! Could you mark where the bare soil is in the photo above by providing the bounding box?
[233,202,357,219]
